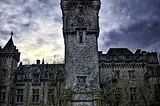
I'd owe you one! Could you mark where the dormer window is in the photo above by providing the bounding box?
[33,74,39,80]
[32,73,40,84]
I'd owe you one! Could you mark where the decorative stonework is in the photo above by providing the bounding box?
[75,83,88,91]
[72,102,93,106]
[61,1,101,105]
[72,92,93,100]
[65,34,99,91]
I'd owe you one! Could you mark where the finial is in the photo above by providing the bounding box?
[11,31,13,36]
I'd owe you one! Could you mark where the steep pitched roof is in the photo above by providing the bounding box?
[3,36,14,51]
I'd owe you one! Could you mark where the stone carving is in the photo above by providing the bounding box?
[72,102,93,106]
[72,93,93,100]
[76,83,88,91]
[66,5,96,30]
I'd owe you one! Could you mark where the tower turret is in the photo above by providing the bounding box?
[61,0,101,105]
[0,32,20,105]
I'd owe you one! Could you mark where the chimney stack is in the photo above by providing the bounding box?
[36,60,40,64]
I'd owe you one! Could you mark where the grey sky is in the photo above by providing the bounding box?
[0,0,160,64]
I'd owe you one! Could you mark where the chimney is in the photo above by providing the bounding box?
[36,60,40,64]
[135,49,141,55]
[20,62,23,65]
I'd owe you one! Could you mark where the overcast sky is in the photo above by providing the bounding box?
[0,0,160,64]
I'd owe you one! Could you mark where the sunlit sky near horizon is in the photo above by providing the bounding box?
[0,0,160,64]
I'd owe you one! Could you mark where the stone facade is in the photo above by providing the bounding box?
[0,36,20,106]
[99,48,160,106]
[0,0,160,106]
[61,0,101,105]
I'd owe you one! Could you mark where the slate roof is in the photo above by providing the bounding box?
[3,36,14,52]
[107,48,133,56]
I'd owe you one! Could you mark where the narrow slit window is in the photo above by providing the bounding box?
[80,35,83,43]
[79,31,83,44]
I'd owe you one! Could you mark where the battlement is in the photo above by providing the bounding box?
[99,48,159,64]
[61,0,100,9]
[61,0,100,2]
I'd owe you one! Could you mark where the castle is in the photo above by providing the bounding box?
[0,0,160,106]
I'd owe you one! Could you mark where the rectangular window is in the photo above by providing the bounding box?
[155,84,160,101]
[49,74,54,80]
[115,71,120,79]
[0,86,6,102]
[34,74,39,80]
[115,88,121,102]
[128,70,135,79]
[33,74,40,84]
[77,76,86,84]
[130,88,137,102]
[32,89,39,103]
[2,70,6,78]
[48,89,54,103]
[16,89,23,102]
[114,102,119,106]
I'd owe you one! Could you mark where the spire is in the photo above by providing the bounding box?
[42,52,44,64]
[3,31,14,50]
[42,58,44,64]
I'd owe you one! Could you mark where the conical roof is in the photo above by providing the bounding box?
[3,36,14,51]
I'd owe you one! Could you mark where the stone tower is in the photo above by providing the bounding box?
[0,33,20,105]
[61,0,101,105]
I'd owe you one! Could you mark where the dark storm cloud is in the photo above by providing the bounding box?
[1,0,160,62]
[23,7,34,18]
[99,0,160,53]
[0,30,9,36]
[103,20,160,48]
[0,0,11,4]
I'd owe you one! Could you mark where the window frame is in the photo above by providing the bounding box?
[128,70,135,79]
[1,70,6,79]
[115,70,120,79]
[130,87,137,102]
[32,89,39,103]
[16,89,23,103]
[49,74,54,80]
[48,89,54,103]
[77,76,87,84]
[32,73,40,84]
[114,88,121,102]
[0,86,6,102]
[155,84,160,101]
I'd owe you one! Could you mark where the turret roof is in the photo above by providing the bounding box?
[3,36,14,50]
